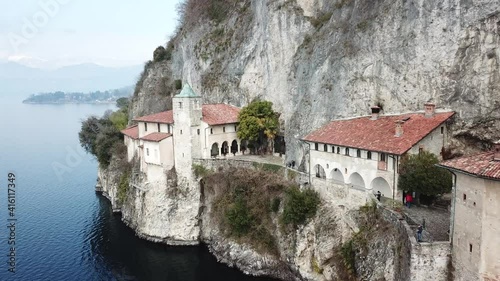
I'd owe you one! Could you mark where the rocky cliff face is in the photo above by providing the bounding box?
[145,0,500,165]
[198,166,410,281]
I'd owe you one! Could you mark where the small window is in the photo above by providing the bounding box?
[146,148,149,156]
[380,153,386,162]
[235,125,237,131]
[197,129,200,135]
[345,168,347,174]
[180,130,183,135]
[345,148,349,156]
[223,127,226,133]
[337,147,340,154]
[357,149,361,157]
[326,164,329,169]
[367,151,372,159]
[469,244,473,252]
[463,194,466,201]
[168,125,171,134]
[332,146,335,153]
[324,144,327,152]
[315,143,319,151]
[419,146,424,154]
[441,127,444,134]
[158,123,161,132]
[210,128,213,134]
[145,123,148,132]
[179,102,183,109]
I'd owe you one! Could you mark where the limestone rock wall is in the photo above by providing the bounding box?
[98,159,201,245]
[157,0,500,165]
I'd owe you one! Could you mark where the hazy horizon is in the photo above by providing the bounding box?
[0,0,182,69]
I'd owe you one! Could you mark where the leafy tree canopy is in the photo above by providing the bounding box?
[79,112,124,167]
[237,100,279,152]
[116,97,129,110]
[398,151,452,197]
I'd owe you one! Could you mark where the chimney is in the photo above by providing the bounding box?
[371,106,381,120]
[494,140,500,161]
[395,120,404,137]
[424,103,436,117]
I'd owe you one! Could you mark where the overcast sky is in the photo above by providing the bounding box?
[0,0,181,68]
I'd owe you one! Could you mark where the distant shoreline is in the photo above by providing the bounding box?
[22,101,117,105]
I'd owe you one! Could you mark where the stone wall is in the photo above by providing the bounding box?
[193,158,257,171]
[377,197,451,281]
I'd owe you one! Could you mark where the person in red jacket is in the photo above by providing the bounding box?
[405,193,413,208]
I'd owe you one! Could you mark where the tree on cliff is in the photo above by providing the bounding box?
[398,151,452,204]
[237,100,280,154]
[79,115,123,167]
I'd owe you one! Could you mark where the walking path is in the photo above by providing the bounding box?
[403,205,450,242]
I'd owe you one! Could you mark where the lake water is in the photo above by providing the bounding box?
[0,96,277,281]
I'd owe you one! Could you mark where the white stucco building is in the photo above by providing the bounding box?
[437,142,500,281]
[302,104,455,201]
[121,84,243,179]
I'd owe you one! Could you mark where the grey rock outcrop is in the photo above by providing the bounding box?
[160,0,500,164]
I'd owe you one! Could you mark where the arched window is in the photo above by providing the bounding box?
[345,148,350,156]
[337,147,340,154]
[323,144,328,152]
[315,143,319,150]
[332,146,335,153]
[367,151,372,159]
[380,153,386,162]
[357,149,361,157]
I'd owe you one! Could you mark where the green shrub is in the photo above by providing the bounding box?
[309,12,332,29]
[311,257,324,274]
[117,172,129,204]
[174,80,182,90]
[192,164,211,178]
[340,240,356,275]
[271,197,281,212]
[208,0,229,23]
[209,168,289,255]
[226,198,251,236]
[109,110,128,131]
[356,20,369,31]
[262,163,282,173]
[335,0,353,9]
[282,186,320,226]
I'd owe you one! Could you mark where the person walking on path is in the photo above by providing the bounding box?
[405,193,413,208]
[417,225,423,242]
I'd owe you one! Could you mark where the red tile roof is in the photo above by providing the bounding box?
[202,104,240,125]
[303,111,455,155]
[140,132,172,142]
[132,104,240,126]
[133,111,174,124]
[438,152,500,180]
[121,125,139,139]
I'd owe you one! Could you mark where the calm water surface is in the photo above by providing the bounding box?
[0,96,277,281]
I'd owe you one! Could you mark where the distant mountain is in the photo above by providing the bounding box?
[23,85,133,104]
[0,62,142,96]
